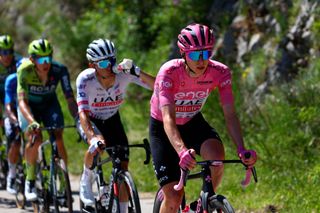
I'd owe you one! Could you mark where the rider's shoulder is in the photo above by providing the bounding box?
[77,68,96,82]
[51,60,68,72]
[17,59,33,73]
[159,59,184,75]
[207,60,231,74]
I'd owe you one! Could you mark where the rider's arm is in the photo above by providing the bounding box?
[18,98,35,124]
[222,104,246,152]
[5,103,18,124]
[60,65,78,118]
[79,110,98,145]
[161,104,186,154]
[139,70,155,90]
[67,96,78,119]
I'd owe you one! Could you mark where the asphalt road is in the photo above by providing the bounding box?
[0,175,155,212]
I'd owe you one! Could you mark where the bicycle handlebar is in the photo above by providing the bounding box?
[30,125,77,146]
[174,159,257,191]
[97,138,151,165]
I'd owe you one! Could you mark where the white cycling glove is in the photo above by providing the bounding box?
[117,58,141,77]
[88,137,102,154]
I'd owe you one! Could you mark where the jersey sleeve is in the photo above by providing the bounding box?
[218,69,234,105]
[4,74,15,105]
[16,62,28,100]
[127,74,151,90]
[59,65,74,99]
[155,74,176,108]
[76,73,90,113]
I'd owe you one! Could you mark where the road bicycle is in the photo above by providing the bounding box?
[153,154,258,213]
[80,138,151,213]
[31,125,75,213]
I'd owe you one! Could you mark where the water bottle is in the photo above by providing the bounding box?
[100,185,108,207]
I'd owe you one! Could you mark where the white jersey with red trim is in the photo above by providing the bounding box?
[76,68,149,120]
[150,59,234,125]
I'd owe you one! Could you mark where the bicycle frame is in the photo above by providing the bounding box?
[90,138,151,212]
[32,125,75,212]
[175,160,257,212]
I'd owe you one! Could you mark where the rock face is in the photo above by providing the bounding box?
[252,1,317,104]
[200,0,317,107]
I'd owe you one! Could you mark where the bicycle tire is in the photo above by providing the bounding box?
[0,155,8,189]
[14,163,26,209]
[117,171,141,213]
[33,160,50,213]
[53,158,73,213]
[208,194,235,213]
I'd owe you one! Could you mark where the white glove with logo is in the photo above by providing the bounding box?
[88,137,103,154]
[117,58,141,77]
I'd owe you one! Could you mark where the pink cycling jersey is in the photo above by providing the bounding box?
[77,68,150,120]
[150,59,234,125]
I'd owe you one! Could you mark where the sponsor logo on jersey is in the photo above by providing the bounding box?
[197,80,213,85]
[62,76,71,90]
[91,99,123,107]
[174,89,209,99]
[220,79,231,88]
[175,105,201,112]
[78,92,86,97]
[93,95,123,103]
[78,84,86,89]
[159,80,173,89]
[29,85,56,94]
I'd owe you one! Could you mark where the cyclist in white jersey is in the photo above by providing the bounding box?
[76,38,155,210]
[149,23,257,213]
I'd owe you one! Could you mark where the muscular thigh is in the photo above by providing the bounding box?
[92,112,129,161]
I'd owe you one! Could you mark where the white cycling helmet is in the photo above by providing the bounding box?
[86,38,116,62]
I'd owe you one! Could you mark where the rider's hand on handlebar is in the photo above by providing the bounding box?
[117,58,141,78]
[238,149,257,167]
[178,149,196,170]
[88,137,105,155]
[27,121,40,133]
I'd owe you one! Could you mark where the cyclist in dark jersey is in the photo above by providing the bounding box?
[76,38,154,209]
[17,39,78,201]
[149,23,257,213]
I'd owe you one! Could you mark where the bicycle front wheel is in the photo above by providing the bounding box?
[208,194,235,213]
[14,163,26,209]
[53,158,73,213]
[0,149,8,189]
[115,171,141,213]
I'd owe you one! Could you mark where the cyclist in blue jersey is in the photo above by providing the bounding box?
[17,39,78,201]
[0,35,22,132]
[4,73,20,194]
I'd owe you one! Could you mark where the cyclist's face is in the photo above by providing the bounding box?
[0,49,14,67]
[94,59,114,79]
[32,55,52,74]
[184,49,210,77]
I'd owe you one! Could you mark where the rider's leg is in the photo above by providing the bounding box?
[24,132,42,200]
[200,139,225,191]
[80,151,95,206]
[54,129,68,165]
[160,182,184,213]
[25,132,42,180]
[6,138,21,194]
[7,140,20,179]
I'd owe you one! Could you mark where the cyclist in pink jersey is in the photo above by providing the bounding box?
[76,38,155,210]
[149,23,257,213]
